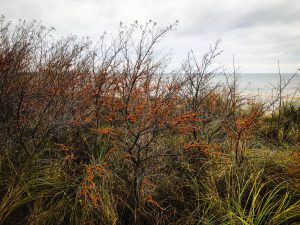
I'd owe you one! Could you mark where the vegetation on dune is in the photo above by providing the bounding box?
[0,16,300,224]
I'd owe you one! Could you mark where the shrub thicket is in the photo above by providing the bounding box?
[0,17,299,224]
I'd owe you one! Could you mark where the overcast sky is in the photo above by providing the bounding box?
[1,0,299,72]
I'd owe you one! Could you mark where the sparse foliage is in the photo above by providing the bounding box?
[0,17,299,225]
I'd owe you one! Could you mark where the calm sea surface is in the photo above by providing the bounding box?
[229,73,300,101]
[240,73,299,93]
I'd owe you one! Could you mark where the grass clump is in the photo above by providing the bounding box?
[0,17,300,224]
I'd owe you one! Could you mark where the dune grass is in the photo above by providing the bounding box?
[0,17,300,224]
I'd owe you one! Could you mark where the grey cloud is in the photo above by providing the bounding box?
[0,0,299,72]
[233,1,300,29]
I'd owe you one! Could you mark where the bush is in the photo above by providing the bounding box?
[1,17,299,224]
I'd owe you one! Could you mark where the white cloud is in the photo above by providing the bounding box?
[1,0,299,72]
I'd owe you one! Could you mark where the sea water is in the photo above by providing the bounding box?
[239,73,300,98]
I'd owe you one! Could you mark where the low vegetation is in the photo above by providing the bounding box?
[0,17,300,224]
